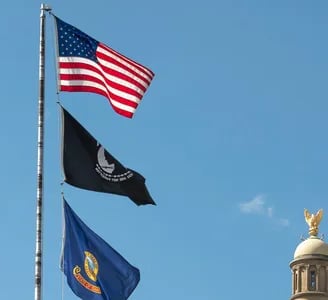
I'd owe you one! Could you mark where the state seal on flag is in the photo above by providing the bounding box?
[72,251,101,294]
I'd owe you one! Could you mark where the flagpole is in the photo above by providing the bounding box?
[34,4,51,300]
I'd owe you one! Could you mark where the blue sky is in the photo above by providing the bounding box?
[2,1,328,299]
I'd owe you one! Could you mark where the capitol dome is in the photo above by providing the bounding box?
[290,209,328,300]
[294,236,328,259]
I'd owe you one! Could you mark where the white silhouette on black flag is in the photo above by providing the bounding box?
[60,106,155,206]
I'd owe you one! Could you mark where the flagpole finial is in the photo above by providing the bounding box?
[40,3,52,13]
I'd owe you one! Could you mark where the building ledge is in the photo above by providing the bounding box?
[291,291,328,300]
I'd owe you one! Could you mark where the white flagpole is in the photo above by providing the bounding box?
[34,4,51,300]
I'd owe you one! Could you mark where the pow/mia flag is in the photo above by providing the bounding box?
[60,106,155,206]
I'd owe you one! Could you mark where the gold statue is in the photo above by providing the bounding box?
[304,209,323,236]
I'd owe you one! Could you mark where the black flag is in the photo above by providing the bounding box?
[61,106,155,206]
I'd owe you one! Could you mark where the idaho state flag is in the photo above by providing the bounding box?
[60,106,155,206]
[61,199,140,300]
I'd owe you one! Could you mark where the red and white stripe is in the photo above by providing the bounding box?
[58,43,154,118]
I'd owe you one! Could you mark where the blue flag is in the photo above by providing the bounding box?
[62,199,140,300]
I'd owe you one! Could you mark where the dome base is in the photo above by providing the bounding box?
[291,291,328,300]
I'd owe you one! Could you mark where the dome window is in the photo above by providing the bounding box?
[309,269,316,290]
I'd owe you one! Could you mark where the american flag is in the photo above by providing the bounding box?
[54,16,155,118]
